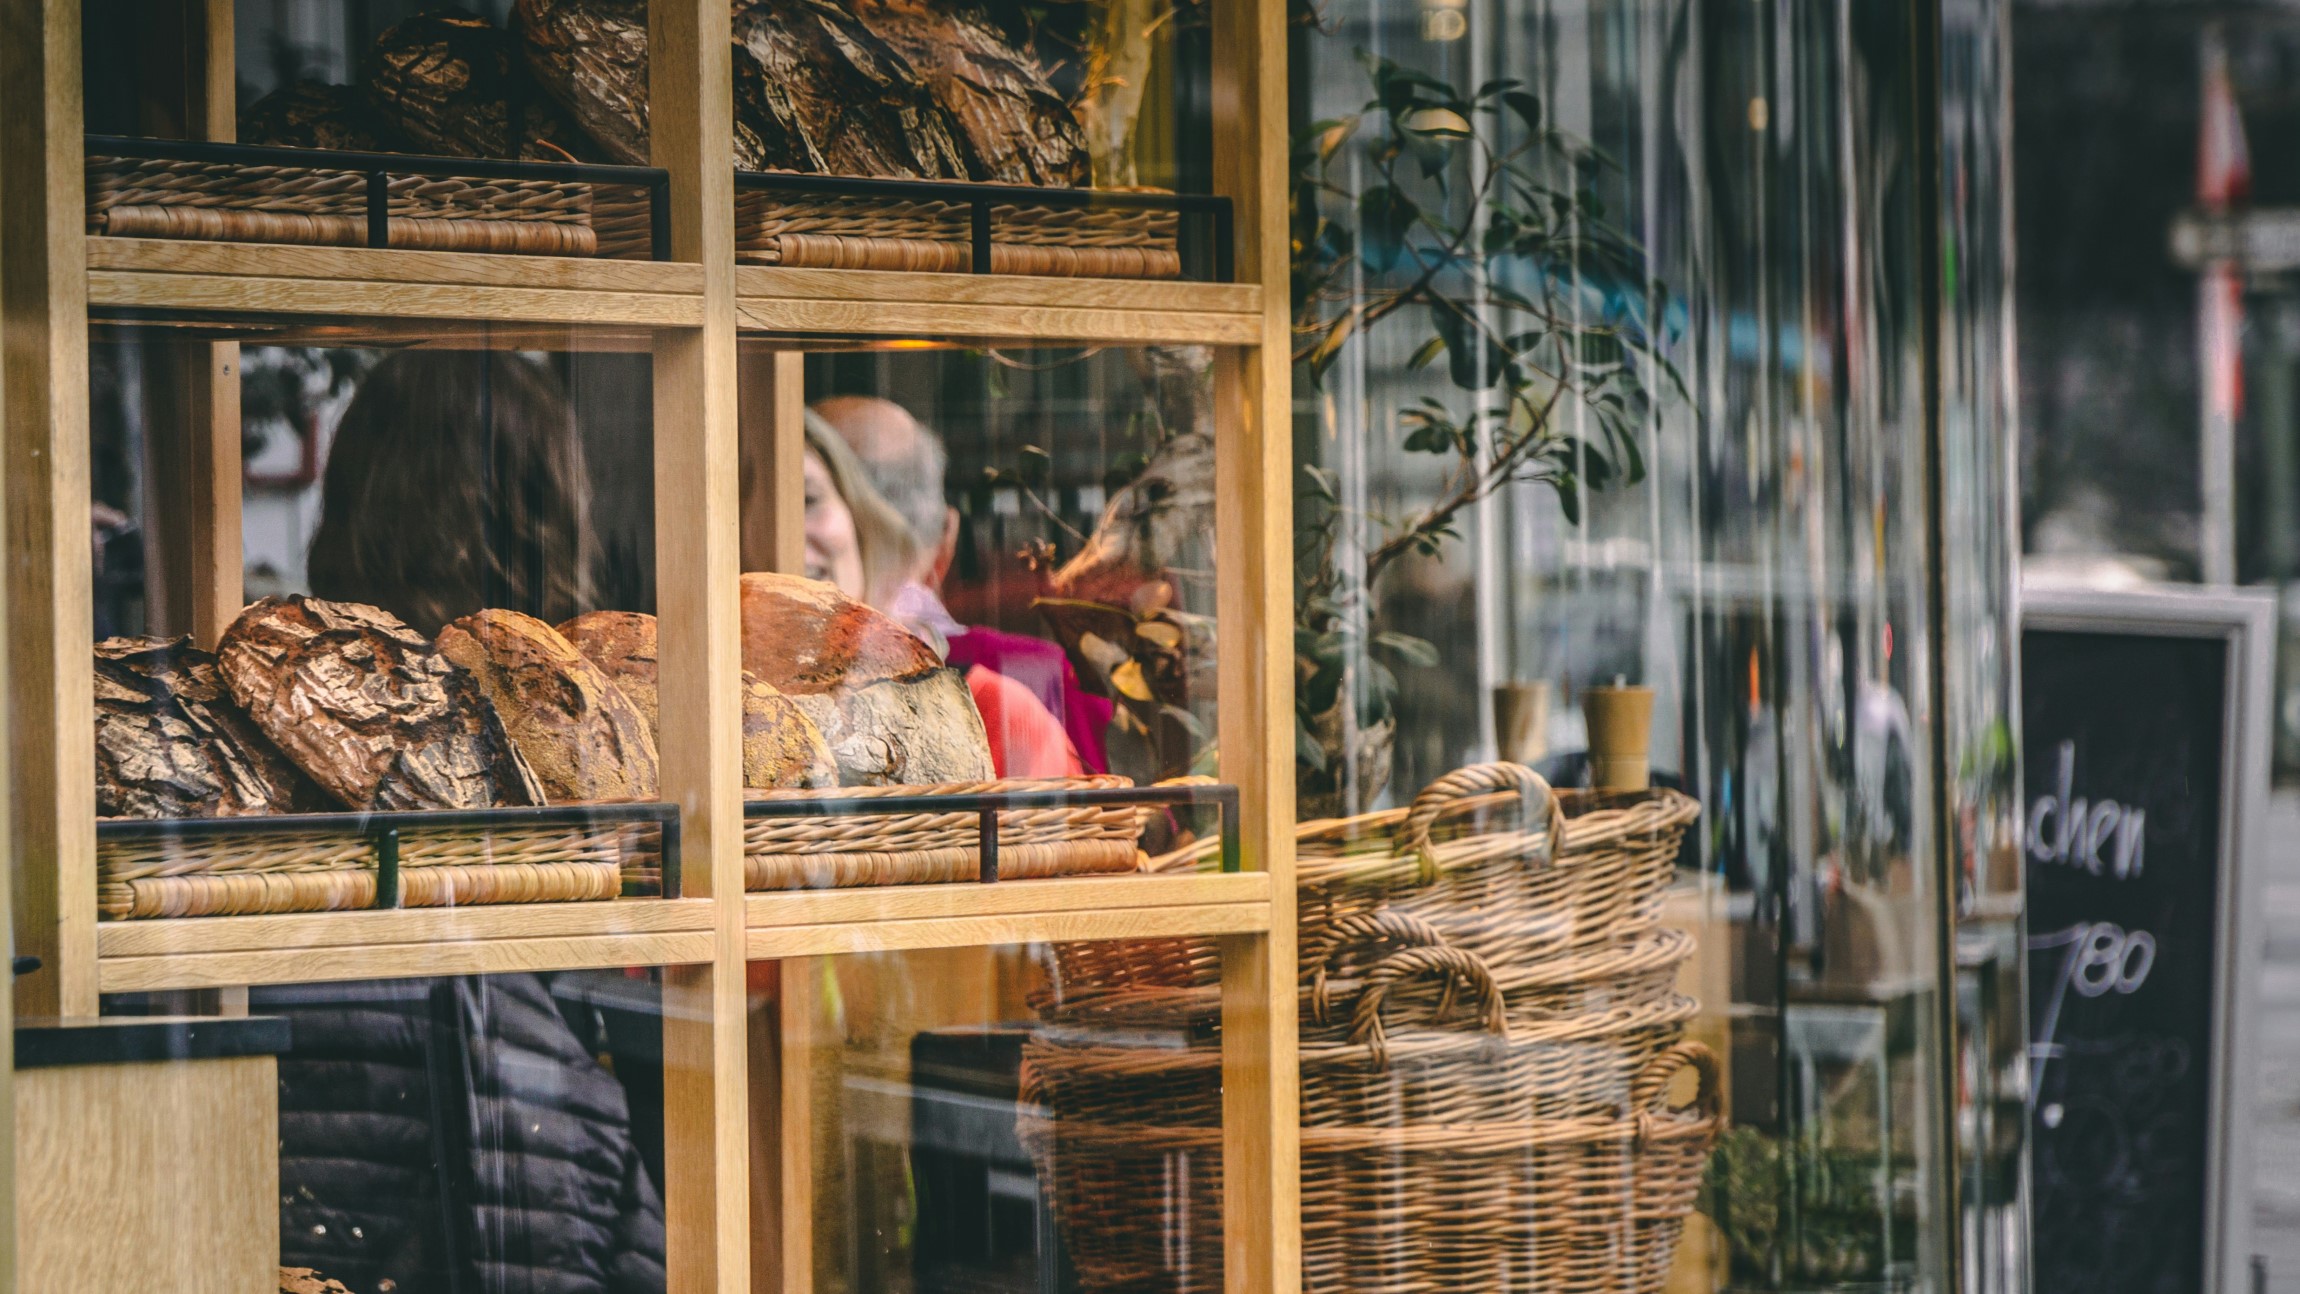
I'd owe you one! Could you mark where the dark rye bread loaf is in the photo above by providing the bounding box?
[365,10,604,162]
[738,573,992,787]
[437,610,660,802]
[849,0,1088,186]
[557,610,837,790]
[218,596,546,811]
[94,636,328,819]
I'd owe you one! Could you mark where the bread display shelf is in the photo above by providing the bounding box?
[97,800,682,921]
[734,170,1232,283]
[743,779,1239,889]
[87,135,671,261]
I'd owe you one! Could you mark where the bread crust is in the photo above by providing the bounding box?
[94,635,328,818]
[560,609,837,790]
[219,596,546,810]
[739,573,991,786]
[438,609,660,802]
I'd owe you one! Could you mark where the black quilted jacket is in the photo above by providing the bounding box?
[254,975,666,1294]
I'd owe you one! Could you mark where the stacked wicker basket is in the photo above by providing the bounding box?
[1021,763,1718,1294]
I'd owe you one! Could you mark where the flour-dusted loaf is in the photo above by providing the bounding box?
[218,596,546,811]
[557,609,837,790]
[437,610,660,802]
[738,573,992,786]
[94,636,328,819]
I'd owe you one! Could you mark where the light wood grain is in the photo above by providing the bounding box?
[5,0,97,1018]
[738,265,1257,312]
[15,1056,277,1294]
[97,896,715,957]
[1211,0,1302,1285]
[735,296,1259,346]
[745,871,1267,928]
[98,930,715,992]
[88,236,706,293]
[650,4,753,1294]
[88,268,705,329]
[738,349,807,573]
[745,900,1267,959]
[777,958,817,1294]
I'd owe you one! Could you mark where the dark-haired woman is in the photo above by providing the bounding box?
[270,349,665,1294]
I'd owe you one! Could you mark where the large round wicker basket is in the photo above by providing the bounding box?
[1018,1040,1723,1294]
[1050,769,1700,997]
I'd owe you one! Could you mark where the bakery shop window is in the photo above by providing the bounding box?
[738,346,1220,804]
[90,326,673,918]
[77,0,1219,274]
[768,939,1231,1294]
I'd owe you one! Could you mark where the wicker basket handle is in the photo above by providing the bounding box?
[1400,762,1564,885]
[1347,944,1507,1069]
[1304,911,1449,1024]
[1630,1040,1722,1125]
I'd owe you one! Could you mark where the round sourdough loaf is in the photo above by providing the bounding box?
[738,572,992,786]
[94,635,329,818]
[557,609,836,790]
[218,596,545,810]
[437,609,660,803]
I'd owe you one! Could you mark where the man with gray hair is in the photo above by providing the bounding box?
[810,394,1108,775]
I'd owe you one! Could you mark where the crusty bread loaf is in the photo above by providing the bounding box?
[558,609,836,789]
[437,610,660,802]
[739,572,992,786]
[218,596,546,811]
[94,635,328,818]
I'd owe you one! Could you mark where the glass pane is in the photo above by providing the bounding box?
[778,938,1230,1294]
[91,321,668,912]
[736,344,1220,798]
[1288,0,2006,1289]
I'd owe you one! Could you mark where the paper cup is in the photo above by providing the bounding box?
[1581,684,1654,791]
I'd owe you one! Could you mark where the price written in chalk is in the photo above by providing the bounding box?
[2030,919,2158,1127]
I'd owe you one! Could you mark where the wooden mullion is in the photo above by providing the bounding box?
[1211,0,1300,1289]
[4,0,98,1019]
[649,3,752,1294]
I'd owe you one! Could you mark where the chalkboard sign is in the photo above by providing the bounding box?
[2021,586,2272,1294]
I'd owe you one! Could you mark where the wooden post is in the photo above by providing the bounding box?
[1212,0,1300,1289]
[649,3,751,1294]
[737,349,807,575]
[3,0,98,1019]
[139,0,241,650]
[736,344,812,1292]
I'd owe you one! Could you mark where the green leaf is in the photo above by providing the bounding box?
[1358,186,1417,273]
[1501,90,1543,134]
[1306,311,1358,384]
[1432,302,1507,391]
[1372,631,1441,668]
[1405,334,1448,372]
[1296,721,1330,772]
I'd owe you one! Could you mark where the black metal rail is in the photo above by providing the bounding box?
[85,134,674,261]
[733,168,1235,281]
[744,782,1241,881]
[96,801,685,904]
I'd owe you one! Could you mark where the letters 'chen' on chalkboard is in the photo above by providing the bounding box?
[2020,587,2271,1294]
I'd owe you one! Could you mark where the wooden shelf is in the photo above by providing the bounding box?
[743,872,1270,958]
[85,239,1262,349]
[95,898,716,991]
[86,237,706,341]
[736,265,1262,345]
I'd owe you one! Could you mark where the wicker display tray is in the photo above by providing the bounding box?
[95,801,679,921]
[734,171,1232,281]
[742,777,1238,890]
[85,135,670,260]
[1056,770,1700,995]
[1019,1041,1723,1294]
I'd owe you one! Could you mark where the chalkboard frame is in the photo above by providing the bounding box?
[2021,582,2274,1294]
